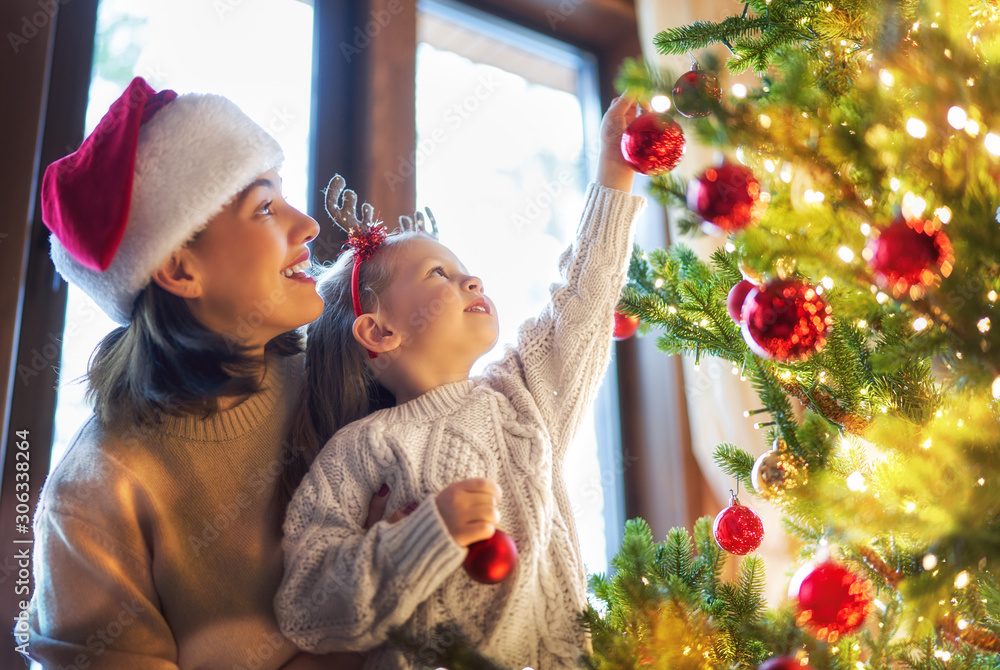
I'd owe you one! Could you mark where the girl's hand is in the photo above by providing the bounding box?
[596,94,639,193]
[435,478,502,547]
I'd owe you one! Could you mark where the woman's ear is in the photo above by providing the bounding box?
[151,249,203,299]
[352,314,402,354]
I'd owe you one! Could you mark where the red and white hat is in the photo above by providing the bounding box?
[42,77,284,324]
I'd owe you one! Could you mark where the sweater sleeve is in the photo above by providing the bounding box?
[489,183,645,460]
[23,504,179,669]
[275,431,467,653]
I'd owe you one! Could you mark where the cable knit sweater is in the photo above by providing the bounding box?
[276,184,646,669]
[23,355,358,670]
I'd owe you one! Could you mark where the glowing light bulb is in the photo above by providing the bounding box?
[838,246,855,262]
[650,95,671,112]
[846,471,866,491]
[947,106,968,129]
[955,571,971,588]
[923,553,938,570]
[913,317,928,331]
[906,118,928,138]
[986,132,1000,156]
[978,317,991,333]
[731,83,748,98]
[935,206,952,223]
[879,69,895,86]
[966,119,980,136]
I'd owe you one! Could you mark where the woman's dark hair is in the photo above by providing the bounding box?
[277,233,420,514]
[87,281,303,428]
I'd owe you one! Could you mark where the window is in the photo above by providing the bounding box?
[415,0,623,576]
[51,0,314,468]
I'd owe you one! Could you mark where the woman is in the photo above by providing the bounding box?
[24,76,378,669]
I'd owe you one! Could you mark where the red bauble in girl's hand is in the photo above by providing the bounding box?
[620,112,686,176]
[727,280,756,323]
[464,529,518,584]
[613,308,641,340]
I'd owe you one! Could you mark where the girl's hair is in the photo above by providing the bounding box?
[87,282,303,427]
[277,232,420,513]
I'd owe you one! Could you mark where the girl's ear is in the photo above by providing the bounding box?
[151,249,203,299]
[352,314,403,354]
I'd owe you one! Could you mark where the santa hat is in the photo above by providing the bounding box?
[41,77,284,324]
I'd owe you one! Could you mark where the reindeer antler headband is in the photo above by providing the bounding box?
[324,174,438,359]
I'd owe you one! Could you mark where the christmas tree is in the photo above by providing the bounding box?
[393,0,1000,667]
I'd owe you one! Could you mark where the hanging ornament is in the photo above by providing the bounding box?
[620,112,686,176]
[758,656,814,670]
[713,491,765,555]
[671,67,722,118]
[789,559,873,641]
[727,279,757,323]
[741,279,832,361]
[865,216,953,297]
[464,529,518,584]
[751,438,808,502]
[687,163,767,234]
[613,307,641,340]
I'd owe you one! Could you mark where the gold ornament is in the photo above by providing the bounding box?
[751,438,808,502]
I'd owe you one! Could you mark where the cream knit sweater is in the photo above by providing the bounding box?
[276,184,646,670]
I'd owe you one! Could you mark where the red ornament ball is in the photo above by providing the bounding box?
[741,279,832,362]
[866,216,953,297]
[613,308,641,340]
[687,163,767,234]
[758,656,813,670]
[672,69,722,118]
[727,280,757,323]
[713,497,764,555]
[464,529,518,584]
[790,560,873,641]
[621,112,686,176]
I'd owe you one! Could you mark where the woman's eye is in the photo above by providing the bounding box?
[259,201,274,216]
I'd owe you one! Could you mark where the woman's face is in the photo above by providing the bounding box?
[183,169,324,349]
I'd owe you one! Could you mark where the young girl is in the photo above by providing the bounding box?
[25,76,373,670]
[275,95,646,669]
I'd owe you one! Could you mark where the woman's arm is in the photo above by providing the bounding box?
[26,508,180,669]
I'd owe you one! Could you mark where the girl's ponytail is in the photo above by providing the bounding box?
[277,233,415,516]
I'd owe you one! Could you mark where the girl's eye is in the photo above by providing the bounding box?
[432,266,448,278]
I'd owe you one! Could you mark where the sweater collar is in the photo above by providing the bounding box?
[378,379,475,424]
[156,356,291,441]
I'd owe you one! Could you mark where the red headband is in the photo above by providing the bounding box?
[345,225,387,359]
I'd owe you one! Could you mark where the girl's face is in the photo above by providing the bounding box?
[381,236,499,368]
[182,169,324,348]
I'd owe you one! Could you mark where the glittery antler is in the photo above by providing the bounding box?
[399,207,439,239]
[324,174,376,233]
